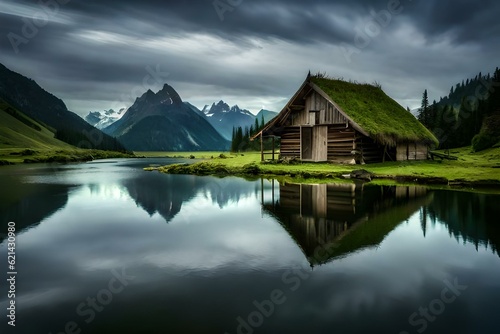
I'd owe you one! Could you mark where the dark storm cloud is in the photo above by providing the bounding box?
[406,0,500,45]
[0,0,499,114]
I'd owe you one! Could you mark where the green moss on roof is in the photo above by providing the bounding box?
[310,77,439,146]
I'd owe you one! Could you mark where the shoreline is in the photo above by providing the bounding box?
[0,149,134,165]
[145,158,500,192]
[3,147,499,192]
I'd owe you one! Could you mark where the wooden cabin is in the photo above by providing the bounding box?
[253,74,438,163]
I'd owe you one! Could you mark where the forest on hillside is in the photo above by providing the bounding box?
[418,67,500,151]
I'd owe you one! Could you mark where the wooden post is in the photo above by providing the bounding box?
[260,132,264,162]
[272,136,275,161]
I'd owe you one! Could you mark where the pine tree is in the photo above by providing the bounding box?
[429,100,438,129]
[235,127,243,152]
[418,89,430,127]
[230,127,236,152]
[260,115,265,129]
[438,105,457,148]
[489,67,500,114]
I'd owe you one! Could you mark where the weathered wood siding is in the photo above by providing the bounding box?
[356,136,384,163]
[291,91,347,126]
[396,143,408,161]
[280,126,301,158]
[416,144,428,160]
[312,125,328,161]
[396,142,428,161]
[327,124,356,162]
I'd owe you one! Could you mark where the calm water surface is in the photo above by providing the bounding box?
[0,159,499,334]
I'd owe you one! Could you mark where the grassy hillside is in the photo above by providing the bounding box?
[0,99,134,164]
[0,99,73,150]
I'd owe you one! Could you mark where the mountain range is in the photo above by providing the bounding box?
[0,63,125,151]
[0,62,276,153]
[201,101,256,140]
[87,100,278,142]
[200,102,278,140]
[103,84,229,151]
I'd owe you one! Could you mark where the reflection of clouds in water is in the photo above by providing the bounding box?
[87,183,131,200]
[3,177,301,309]
[2,161,500,334]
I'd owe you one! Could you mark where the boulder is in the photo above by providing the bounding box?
[350,169,374,182]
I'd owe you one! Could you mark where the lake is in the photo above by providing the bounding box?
[0,159,499,334]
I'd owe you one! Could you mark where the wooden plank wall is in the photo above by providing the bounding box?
[356,136,383,163]
[327,124,356,161]
[396,143,408,161]
[416,143,428,160]
[396,143,428,161]
[280,126,301,158]
[292,91,348,126]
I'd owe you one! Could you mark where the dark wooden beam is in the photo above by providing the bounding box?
[261,132,264,162]
[272,136,275,161]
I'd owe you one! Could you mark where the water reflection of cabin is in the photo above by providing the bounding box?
[253,74,438,163]
[263,182,431,265]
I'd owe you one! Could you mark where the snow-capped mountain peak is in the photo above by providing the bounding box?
[84,108,127,130]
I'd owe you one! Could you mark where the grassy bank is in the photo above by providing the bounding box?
[144,147,500,188]
[0,148,134,165]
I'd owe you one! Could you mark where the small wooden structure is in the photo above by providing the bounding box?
[253,74,438,163]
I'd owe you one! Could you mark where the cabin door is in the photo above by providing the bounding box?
[301,127,313,160]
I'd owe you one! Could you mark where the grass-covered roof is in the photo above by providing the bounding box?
[310,76,439,146]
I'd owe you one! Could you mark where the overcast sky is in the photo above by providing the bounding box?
[1,0,499,116]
